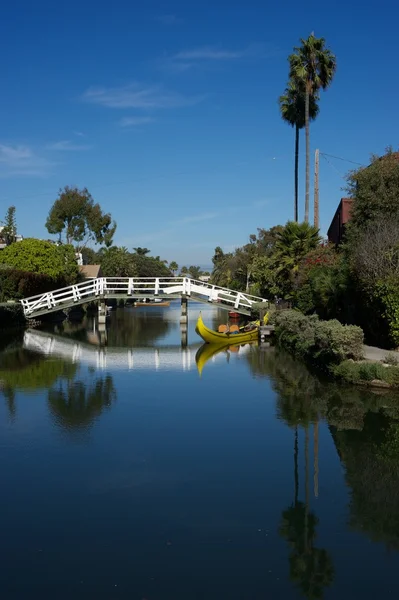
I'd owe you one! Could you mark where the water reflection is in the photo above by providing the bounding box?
[48,374,116,436]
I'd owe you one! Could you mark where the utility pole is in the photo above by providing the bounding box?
[314,148,320,229]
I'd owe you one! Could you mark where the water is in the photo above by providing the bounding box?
[1,301,399,599]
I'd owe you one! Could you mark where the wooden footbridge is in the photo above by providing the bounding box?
[20,277,268,319]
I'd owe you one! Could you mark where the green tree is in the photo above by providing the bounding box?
[188,265,202,279]
[279,81,319,222]
[0,238,79,282]
[289,34,336,222]
[133,247,150,256]
[1,206,17,245]
[180,266,188,274]
[46,186,116,249]
[169,261,179,274]
[100,246,137,277]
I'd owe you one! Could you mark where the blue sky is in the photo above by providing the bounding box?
[1,0,398,266]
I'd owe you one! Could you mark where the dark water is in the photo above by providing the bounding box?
[1,301,399,599]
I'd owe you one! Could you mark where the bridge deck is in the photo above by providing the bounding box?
[20,277,268,319]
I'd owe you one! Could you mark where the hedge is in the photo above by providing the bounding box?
[0,303,26,330]
[0,268,71,302]
[274,309,364,366]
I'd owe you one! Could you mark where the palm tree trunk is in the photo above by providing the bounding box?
[314,419,319,499]
[294,124,299,222]
[294,425,299,505]
[304,86,310,223]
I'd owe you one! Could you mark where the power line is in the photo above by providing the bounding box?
[320,152,364,167]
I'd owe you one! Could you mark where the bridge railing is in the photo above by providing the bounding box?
[20,276,268,317]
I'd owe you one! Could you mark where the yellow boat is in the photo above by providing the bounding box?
[195,313,259,345]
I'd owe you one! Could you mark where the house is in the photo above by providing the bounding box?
[327,198,354,245]
[79,264,103,279]
[0,226,23,250]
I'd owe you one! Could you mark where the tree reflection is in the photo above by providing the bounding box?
[48,374,116,434]
[247,346,399,570]
[0,349,77,419]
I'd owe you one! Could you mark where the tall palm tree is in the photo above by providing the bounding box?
[289,34,336,223]
[279,80,319,222]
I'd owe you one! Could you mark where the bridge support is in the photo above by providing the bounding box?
[180,295,188,325]
[98,300,106,324]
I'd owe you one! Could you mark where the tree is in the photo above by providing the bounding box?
[188,265,202,279]
[169,261,179,274]
[100,246,137,277]
[346,150,399,238]
[46,186,116,249]
[1,206,17,245]
[0,238,79,282]
[289,34,336,222]
[180,266,188,274]
[133,247,150,256]
[279,81,319,222]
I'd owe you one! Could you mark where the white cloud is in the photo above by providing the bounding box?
[0,143,53,177]
[47,140,92,151]
[119,116,155,127]
[83,83,204,110]
[161,43,280,73]
[73,130,86,137]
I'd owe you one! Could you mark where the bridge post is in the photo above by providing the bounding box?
[180,295,188,324]
[181,324,188,348]
[98,300,106,324]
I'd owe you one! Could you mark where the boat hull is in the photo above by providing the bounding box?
[195,313,258,345]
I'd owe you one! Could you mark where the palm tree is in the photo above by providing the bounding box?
[133,247,150,256]
[279,80,319,222]
[169,261,178,275]
[274,221,320,289]
[289,34,336,223]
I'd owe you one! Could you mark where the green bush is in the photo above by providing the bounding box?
[0,268,72,302]
[0,303,25,329]
[274,309,364,366]
[0,238,79,282]
[333,360,399,388]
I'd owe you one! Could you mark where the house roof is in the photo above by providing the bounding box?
[79,264,102,278]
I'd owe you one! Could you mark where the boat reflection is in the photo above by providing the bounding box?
[195,341,258,376]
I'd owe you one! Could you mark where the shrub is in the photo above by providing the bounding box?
[333,360,399,388]
[0,268,72,302]
[385,353,399,366]
[0,302,25,329]
[274,309,364,366]
[0,238,79,282]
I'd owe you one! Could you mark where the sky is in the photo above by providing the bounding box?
[1,0,398,266]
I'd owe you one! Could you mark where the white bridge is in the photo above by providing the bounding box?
[20,277,268,319]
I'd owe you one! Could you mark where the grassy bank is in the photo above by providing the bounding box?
[274,309,399,388]
[0,302,26,330]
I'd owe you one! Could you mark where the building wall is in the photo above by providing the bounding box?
[327,198,353,245]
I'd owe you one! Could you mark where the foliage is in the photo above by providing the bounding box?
[346,149,399,237]
[133,247,150,256]
[333,360,399,387]
[0,268,73,302]
[1,206,17,245]
[46,185,116,248]
[132,254,171,278]
[384,353,399,366]
[0,302,25,328]
[187,265,202,279]
[100,246,137,277]
[0,239,79,282]
[294,245,350,320]
[169,261,178,274]
[289,34,336,223]
[275,310,364,365]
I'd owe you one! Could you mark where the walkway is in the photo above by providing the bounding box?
[20,277,268,319]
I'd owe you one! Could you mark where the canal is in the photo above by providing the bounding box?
[1,301,399,599]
